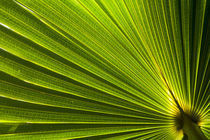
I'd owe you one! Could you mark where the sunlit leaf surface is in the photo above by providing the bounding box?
[0,0,209,139]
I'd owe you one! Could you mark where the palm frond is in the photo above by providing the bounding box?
[0,0,209,139]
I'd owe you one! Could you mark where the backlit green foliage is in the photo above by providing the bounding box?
[0,0,209,139]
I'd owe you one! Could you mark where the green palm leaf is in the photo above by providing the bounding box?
[0,0,209,139]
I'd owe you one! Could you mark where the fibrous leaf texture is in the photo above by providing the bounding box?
[0,0,209,139]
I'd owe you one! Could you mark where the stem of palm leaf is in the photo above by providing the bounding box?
[168,88,207,140]
[181,113,207,140]
[160,71,207,140]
